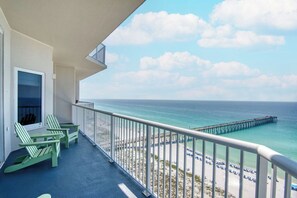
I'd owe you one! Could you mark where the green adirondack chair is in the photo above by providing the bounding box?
[46,115,79,148]
[4,123,61,173]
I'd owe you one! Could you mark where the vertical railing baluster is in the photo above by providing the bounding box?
[128,120,131,173]
[109,114,115,162]
[256,155,268,198]
[142,124,145,184]
[202,140,206,198]
[192,138,196,198]
[114,117,117,162]
[239,150,244,198]
[126,119,129,171]
[135,122,138,180]
[212,143,216,198]
[270,164,277,198]
[137,123,142,181]
[224,146,229,198]
[121,118,124,167]
[169,131,172,198]
[132,121,135,178]
[152,127,155,195]
[163,130,166,198]
[183,135,187,198]
[284,172,292,198]
[143,124,152,197]
[121,118,125,167]
[157,128,160,197]
[176,134,179,197]
[118,118,121,165]
[126,120,129,171]
[123,119,128,171]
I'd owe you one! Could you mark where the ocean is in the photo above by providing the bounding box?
[86,99,297,162]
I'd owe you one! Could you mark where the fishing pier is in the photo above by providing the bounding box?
[99,116,278,148]
[193,116,277,135]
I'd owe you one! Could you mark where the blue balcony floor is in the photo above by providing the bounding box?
[0,133,146,198]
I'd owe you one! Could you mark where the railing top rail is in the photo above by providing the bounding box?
[96,43,105,50]
[72,103,297,178]
[257,146,297,178]
[112,112,259,151]
[73,103,113,115]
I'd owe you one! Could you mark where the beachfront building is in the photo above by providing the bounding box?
[0,1,296,198]
[0,0,145,197]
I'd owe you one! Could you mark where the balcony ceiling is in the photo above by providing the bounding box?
[0,0,144,80]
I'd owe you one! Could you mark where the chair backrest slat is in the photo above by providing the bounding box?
[47,115,61,129]
[14,123,38,158]
[47,115,63,136]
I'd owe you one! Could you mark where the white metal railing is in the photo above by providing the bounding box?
[72,104,297,198]
[88,43,106,64]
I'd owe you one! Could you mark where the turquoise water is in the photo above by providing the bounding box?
[86,99,297,162]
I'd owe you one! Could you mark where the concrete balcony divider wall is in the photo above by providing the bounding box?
[0,6,12,161]
[72,103,297,198]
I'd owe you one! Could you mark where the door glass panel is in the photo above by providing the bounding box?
[18,71,42,126]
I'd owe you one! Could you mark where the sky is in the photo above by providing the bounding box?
[80,0,297,102]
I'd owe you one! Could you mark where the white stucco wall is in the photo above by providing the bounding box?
[10,30,54,151]
[0,6,84,160]
[0,7,11,160]
[54,65,76,123]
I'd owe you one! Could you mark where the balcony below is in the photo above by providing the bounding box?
[0,133,145,198]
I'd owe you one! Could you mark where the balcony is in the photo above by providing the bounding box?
[0,133,145,197]
[71,103,297,198]
[87,43,106,65]
[1,103,297,197]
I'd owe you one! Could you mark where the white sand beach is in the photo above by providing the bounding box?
[150,142,296,198]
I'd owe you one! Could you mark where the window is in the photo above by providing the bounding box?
[16,68,44,130]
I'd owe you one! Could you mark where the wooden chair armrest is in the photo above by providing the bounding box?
[30,133,61,138]
[47,128,69,132]
[20,140,59,147]
[60,124,79,128]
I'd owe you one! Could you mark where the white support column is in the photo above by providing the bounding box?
[256,155,268,198]
[82,108,86,136]
[93,111,97,145]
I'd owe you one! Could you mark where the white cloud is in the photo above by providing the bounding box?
[106,52,119,64]
[283,75,297,87]
[105,52,129,66]
[222,74,297,89]
[140,51,211,71]
[177,74,297,101]
[198,25,285,48]
[204,61,260,77]
[211,0,297,30]
[113,51,264,90]
[81,51,297,101]
[105,11,208,45]
[114,69,196,88]
[105,11,285,48]
[177,86,233,100]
